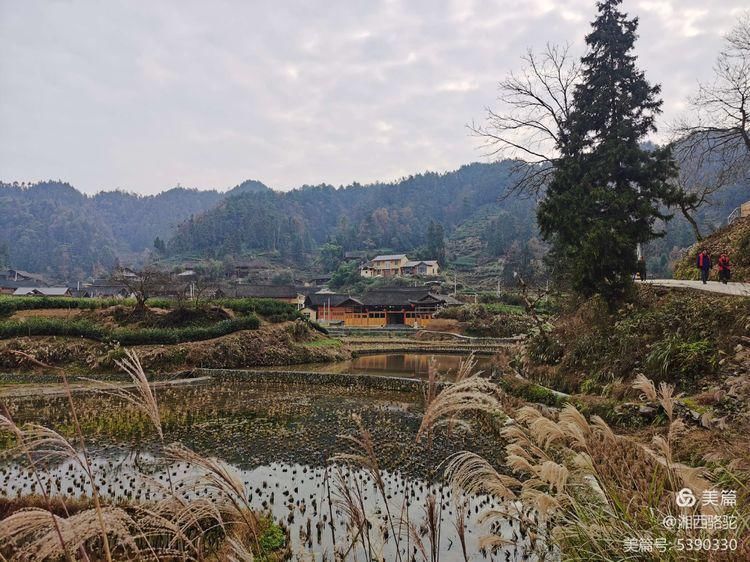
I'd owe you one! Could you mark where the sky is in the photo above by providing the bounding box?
[0,0,747,195]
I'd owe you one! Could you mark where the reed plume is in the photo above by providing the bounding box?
[417,375,503,441]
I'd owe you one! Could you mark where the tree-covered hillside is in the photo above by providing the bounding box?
[0,180,263,278]
[167,161,538,262]
[0,158,743,282]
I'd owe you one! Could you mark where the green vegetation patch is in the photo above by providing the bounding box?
[436,303,534,337]
[526,289,748,391]
[303,338,342,348]
[0,315,260,345]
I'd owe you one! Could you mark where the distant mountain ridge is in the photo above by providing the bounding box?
[166,161,538,264]
[0,157,744,281]
[0,179,269,278]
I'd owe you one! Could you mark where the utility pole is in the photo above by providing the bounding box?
[453,273,457,296]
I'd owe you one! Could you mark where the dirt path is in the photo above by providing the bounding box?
[640,279,750,296]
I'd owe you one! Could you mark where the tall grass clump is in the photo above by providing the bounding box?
[446,376,750,560]
[330,354,508,561]
[0,350,285,561]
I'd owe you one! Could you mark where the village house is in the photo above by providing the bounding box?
[303,287,459,327]
[233,259,266,279]
[0,269,50,286]
[359,255,440,278]
[0,279,40,295]
[229,284,306,308]
[79,284,131,298]
[12,287,73,297]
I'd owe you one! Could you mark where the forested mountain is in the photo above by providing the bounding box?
[168,161,537,260]
[0,184,118,279]
[0,158,744,281]
[0,180,265,278]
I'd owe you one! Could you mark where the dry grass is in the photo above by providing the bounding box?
[442,375,750,560]
[0,351,279,561]
[417,354,502,442]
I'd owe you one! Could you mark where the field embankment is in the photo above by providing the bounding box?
[0,296,349,373]
[509,286,750,463]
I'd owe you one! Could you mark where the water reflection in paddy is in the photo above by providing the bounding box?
[273,353,496,379]
[1,453,533,561]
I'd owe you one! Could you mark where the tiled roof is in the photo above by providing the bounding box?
[12,287,71,296]
[371,254,407,261]
[306,293,363,307]
[231,285,301,298]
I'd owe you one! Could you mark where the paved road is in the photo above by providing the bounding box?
[640,279,750,296]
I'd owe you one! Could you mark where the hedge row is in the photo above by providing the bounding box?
[0,296,299,320]
[0,315,261,345]
[0,297,128,315]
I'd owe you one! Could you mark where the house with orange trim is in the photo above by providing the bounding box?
[359,255,440,278]
[303,287,459,327]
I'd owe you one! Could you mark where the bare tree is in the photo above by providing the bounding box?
[671,137,750,240]
[470,43,581,196]
[727,12,750,55]
[111,265,171,315]
[674,14,750,187]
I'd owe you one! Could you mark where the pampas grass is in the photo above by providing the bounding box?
[441,374,749,560]
[417,374,503,442]
[0,350,278,561]
[332,414,404,562]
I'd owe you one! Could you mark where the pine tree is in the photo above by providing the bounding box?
[426,221,446,265]
[538,0,681,300]
[153,236,166,254]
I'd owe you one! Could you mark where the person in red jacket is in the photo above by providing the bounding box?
[696,249,712,284]
[718,253,731,284]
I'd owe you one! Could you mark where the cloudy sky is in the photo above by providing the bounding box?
[0,0,746,194]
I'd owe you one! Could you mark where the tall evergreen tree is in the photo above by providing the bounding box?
[538,0,681,300]
[426,221,446,265]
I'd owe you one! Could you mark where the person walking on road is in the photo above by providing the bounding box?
[718,253,731,284]
[696,249,712,284]
[636,256,647,281]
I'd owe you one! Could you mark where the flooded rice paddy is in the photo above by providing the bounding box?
[271,353,496,379]
[0,355,546,560]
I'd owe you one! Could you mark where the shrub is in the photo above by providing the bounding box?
[526,331,564,364]
[645,335,718,384]
[214,298,299,321]
[436,304,533,337]
[0,296,129,315]
[112,316,261,345]
[479,291,525,307]
[259,521,286,552]
[0,317,106,339]
[0,315,260,345]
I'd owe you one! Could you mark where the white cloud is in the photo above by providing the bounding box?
[0,0,746,194]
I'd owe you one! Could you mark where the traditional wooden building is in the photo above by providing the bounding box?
[304,288,459,327]
[0,269,50,286]
[79,284,131,298]
[304,293,365,324]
